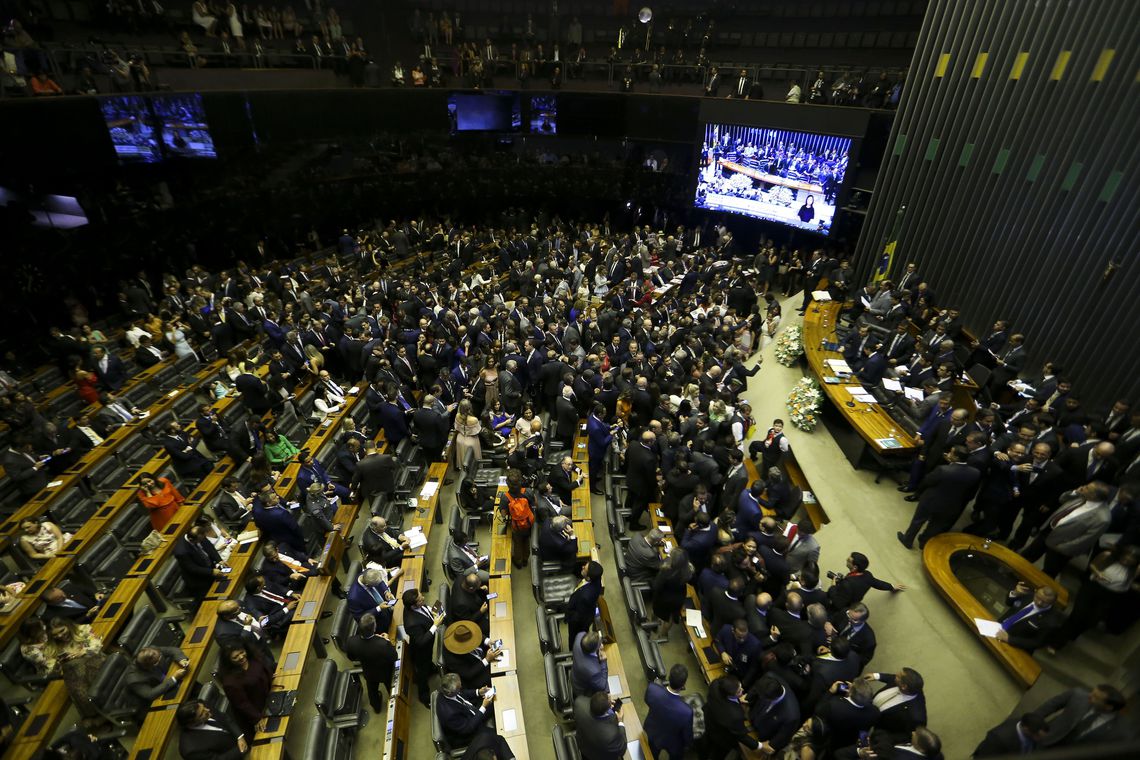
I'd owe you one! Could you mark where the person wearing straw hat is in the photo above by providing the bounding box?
[442,620,503,689]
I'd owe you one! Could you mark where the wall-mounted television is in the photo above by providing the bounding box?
[694,123,851,235]
[529,95,557,134]
[100,93,217,163]
[101,95,161,163]
[154,94,217,158]
[447,91,521,134]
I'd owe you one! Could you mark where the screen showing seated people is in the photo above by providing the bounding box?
[448,91,521,133]
[101,95,162,163]
[694,123,851,235]
[154,94,217,159]
[529,95,557,134]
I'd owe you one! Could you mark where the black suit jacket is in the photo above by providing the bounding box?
[436,689,488,743]
[625,442,659,494]
[916,463,981,516]
[43,587,98,622]
[344,632,397,684]
[815,694,881,749]
[872,673,928,734]
[178,713,245,760]
[748,678,801,751]
[173,535,221,596]
[973,719,1033,757]
[412,407,449,450]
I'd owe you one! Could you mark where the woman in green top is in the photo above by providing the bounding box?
[262,429,300,468]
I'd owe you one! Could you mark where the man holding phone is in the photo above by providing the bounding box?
[573,691,627,760]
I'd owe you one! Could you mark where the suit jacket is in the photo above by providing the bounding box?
[172,536,222,596]
[815,694,881,749]
[748,679,801,751]
[178,713,245,760]
[92,354,128,391]
[831,613,878,666]
[124,646,186,709]
[2,449,49,497]
[586,415,613,461]
[234,373,274,415]
[704,677,759,755]
[998,598,1062,652]
[346,578,394,622]
[436,690,489,743]
[352,452,399,500]
[571,632,609,696]
[916,463,981,516]
[1043,496,1110,557]
[706,588,746,635]
[973,719,1037,757]
[549,465,580,503]
[538,521,578,564]
[344,632,397,685]
[625,535,662,583]
[564,579,603,638]
[625,442,659,495]
[252,502,307,555]
[643,682,694,760]
[1032,687,1131,747]
[448,582,487,627]
[871,673,927,734]
[442,647,492,689]
[573,695,627,760]
[42,586,98,622]
[445,540,482,578]
[412,407,449,450]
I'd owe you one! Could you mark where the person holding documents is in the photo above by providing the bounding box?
[982,583,1061,651]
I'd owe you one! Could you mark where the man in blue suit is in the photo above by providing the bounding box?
[296,449,350,501]
[347,567,396,631]
[570,631,609,697]
[855,342,888,386]
[377,395,410,446]
[252,490,308,555]
[644,664,694,760]
[586,404,615,495]
[735,482,764,537]
[90,346,127,392]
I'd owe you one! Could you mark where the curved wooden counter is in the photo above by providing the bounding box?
[922,533,1069,688]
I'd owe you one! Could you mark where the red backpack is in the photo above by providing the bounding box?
[505,489,534,532]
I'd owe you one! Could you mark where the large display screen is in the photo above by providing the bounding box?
[101,93,217,162]
[447,91,521,133]
[529,95,557,134]
[694,123,851,234]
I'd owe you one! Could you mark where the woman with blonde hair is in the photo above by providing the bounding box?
[453,398,482,468]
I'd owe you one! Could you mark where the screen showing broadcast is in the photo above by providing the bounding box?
[447,91,521,133]
[529,95,557,134]
[694,123,851,235]
[154,94,217,158]
[101,95,161,163]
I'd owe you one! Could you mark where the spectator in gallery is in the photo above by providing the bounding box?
[786,80,802,103]
[30,71,63,96]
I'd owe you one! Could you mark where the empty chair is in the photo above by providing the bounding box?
[535,607,567,655]
[301,714,355,760]
[117,436,157,468]
[151,558,196,609]
[86,652,139,725]
[543,652,574,719]
[79,534,135,583]
[48,489,96,532]
[313,659,369,729]
[529,555,576,611]
[107,507,154,550]
[86,456,131,495]
[605,499,626,540]
[622,577,651,624]
[636,627,666,681]
[552,724,581,760]
[197,681,231,715]
[329,599,357,656]
[115,606,185,657]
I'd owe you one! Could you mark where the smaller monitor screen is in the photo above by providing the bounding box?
[694,123,851,235]
[154,94,217,158]
[448,91,521,133]
[101,95,161,163]
[529,95,557,134]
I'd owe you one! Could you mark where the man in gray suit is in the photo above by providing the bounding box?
[1021,482,1112,577]
[124,646,190,716]
[1029,685,1129,749]
[573,691,628,760]
[445,529,489,583]
[625,528,665,583]
[571,631,609,696]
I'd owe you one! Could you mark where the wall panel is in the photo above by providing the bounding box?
[855,0,1140,405]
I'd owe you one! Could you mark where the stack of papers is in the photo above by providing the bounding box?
[802,491,817,504]
[237,530,260,544]
[876,438,903,449]
[825,358,853,375]
[420,481,439,500]
[975,619,1003,638]
[903,387,925,402]
[684,608,706,638]
[849,389,878,404]
[607,675,623,695]
[812,290,833,301]
[405,527,428,549]
[882,378,903,392]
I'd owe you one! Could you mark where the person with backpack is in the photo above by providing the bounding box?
[498,468,535,568]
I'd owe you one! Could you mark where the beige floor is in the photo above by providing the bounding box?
[296,295,1030,760]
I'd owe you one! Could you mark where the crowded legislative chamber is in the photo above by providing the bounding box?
[0,2,1137,760]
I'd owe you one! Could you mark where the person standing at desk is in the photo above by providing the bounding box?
[644,664,695,760]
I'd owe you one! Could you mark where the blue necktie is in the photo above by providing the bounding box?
[1002,604,1036,631]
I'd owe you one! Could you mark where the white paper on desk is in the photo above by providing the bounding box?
[502,709,518,732]
[975,618,1003,638]
[406,532,428,550]
[237,530,260,544]
[495,601,507,618]
[47,480,64,488]
[685,608,704,628]
[405,526,424,535]
[812,290,833,302]
[348,386,360,395]
[627,741,646,760]
[498,649,510,669]
[903,386,924,402]
[608,675,623,695]
[882,378,903,392]
[658,525,672,533]
[420,481,439,499]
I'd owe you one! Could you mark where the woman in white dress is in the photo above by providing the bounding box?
[226,2,245,49]
[192,1,217,35]
[164,320,197,361]
[592,270,610,298]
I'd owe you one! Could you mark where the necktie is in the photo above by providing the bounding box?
[1002,604,1038,630]
[1050,501,1085,529]
[1087,457,1100,479]
[1071,710,1101,738]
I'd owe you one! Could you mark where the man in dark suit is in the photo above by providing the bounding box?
[548,454,583,503]
[884,322,917,367]
[586,405,616,494]
[573,691,628,760]
[707,578,748,635]
[730,68,752,98]
[347,567,396,630]
[411,397,449,462]
[994,583,1062,652]
[856,342,888,386]
[435,673,504,751]
[703,675,762,760]
[234,372,276,415]
[162,421,214,481]
[176,699,246,760]
[134,335,165,368]
[214,600,274,667]
[334,436,364,481]
[124,645,189,715]
[564,561,604,646]
[899,398,953,491]
[830,603,878,667]
[344,612,398,713]
[89,346,127,392]
[352,443,400,508]
[644,664,695,760]
[442,620,501,691]
[898,445,981,549]
[403,588,447,707]
[538,516,579,566]
[747,674,801,756]
[361,516,409,568]
[625,430,659,530]
[973,712,1049,757]
[1028,684,1129,749]
[242,574,296,639]
[449,572,490,633]
[172,526,225,613]
[252,491,307,555]
[867,667,927,734]
[196,405,248,464]
[3,439,50,498]
[814,679,881,750]
[554,387,579,448]
[40,584,102,622]
[1003,442,1066,545]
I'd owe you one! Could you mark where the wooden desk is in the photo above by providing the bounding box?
[253,622,319,744]
[488,577,513,623]
[573,519,597,561]
[682,589,726,684]
[596,598,645,760]
[802,303,919,469]
[407,463,448,556]
[492,671,531,760]
[5,681,71,760]
[717,158,824,193]
[923,533,1068,688]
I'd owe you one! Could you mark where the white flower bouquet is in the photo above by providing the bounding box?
[774,324,804,367]
[786,377,823,431]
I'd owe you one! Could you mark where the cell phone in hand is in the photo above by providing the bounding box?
[486,592,499,600]
[492,638,503,650]
[612,697,623,710]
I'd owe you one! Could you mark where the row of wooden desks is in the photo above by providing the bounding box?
[595,598,646,760]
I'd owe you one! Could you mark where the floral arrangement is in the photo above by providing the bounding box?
[774,324,804,367]
[786,377,823,431]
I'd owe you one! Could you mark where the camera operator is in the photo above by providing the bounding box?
[826,552,906,611]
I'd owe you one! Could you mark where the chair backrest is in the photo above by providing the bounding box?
[636,627,666,680]
[330,599,357,655]
[967,362,992,388]
[198,681,231,715]
[313,659,339,721]
[87,651,133,716]
[115,606,158,656]
[302,714,331,760]
[429,690,449,752]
